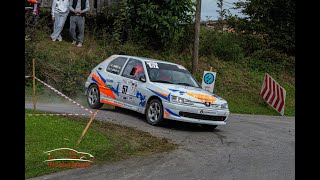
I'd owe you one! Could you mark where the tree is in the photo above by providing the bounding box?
[192,0,201,74]
[216,0,223,31]
[228,0,295,55]
[115,0,195,49]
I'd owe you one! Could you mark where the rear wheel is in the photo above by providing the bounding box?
[146,99,164,126]
[87,84,103,109]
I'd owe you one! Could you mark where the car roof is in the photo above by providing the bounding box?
[113,55,179,65]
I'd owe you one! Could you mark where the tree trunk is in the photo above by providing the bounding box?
[192,0,201,75]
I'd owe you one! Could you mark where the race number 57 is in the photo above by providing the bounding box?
[122,85,128,94]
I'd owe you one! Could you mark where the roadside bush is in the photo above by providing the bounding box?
[199,28,244,62]
[86,13,116,39]
[166,23,194,52]
[199,28,217,56]
[247,48,295,75]
[238,33,267,56]
[25,8,52,41]
[26,49,101,96]
[213,33,244,62]
[25,9,52,78]
[25,41,35,77]
[122,0,195,50]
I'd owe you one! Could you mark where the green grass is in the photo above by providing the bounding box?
[208,60,295,116]
[25,109,176,178]
[26,29,295,116]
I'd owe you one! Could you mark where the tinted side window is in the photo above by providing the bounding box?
[106,57,127,75]
[122,59,145,80]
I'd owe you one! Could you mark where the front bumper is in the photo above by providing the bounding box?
[163,102,230,125]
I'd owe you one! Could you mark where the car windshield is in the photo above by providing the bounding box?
[145,61,200,88]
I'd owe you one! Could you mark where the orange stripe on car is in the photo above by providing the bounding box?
[92,74,105,87]
[164,109,170,117]
[155,91,169,98]
[186,93,217,103]
[99,86,116,99]
[101,99,123,107]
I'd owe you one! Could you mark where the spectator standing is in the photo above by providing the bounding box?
[69,0,90,47]
[50,0,70,42]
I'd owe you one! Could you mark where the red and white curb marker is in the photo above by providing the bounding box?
[260,73,286,116]
[28,113,87,117]
[34,77,93,114]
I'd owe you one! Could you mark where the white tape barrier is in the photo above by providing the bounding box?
[33,76,93,114]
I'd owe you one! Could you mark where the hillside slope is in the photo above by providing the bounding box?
[25,31,295,116]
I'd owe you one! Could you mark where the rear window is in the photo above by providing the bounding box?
[106,57,127,75]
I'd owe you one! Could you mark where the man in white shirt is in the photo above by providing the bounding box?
[69,0,90,47]
[50,0,69,42]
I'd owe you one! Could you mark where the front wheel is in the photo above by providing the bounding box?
[145,99,164,126]
[87,84,103,109]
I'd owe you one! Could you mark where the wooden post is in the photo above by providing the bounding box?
[77,110,99,144]
[192,0,202,75]
[32,59,37,111]
[210,67,213,72]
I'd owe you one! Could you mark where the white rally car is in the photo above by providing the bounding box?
[85,55,230,129]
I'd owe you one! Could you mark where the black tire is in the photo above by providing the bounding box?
[145,99,164,126]
[87,84,103,109]
[202,124,218,131]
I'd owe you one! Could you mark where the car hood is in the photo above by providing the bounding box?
[152,83,227,104]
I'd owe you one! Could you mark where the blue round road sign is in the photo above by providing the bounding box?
[204,73,214,84]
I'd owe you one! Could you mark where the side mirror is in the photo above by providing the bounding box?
[139,75,146,82]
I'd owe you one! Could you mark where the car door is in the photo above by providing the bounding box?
[97,56,128,103]
[119,58,148,112]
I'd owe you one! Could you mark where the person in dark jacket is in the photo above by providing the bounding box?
[69,0,90,47]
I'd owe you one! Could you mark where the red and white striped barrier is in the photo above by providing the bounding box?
[28,113,87,117]
[260,73,286,116]
[34,76,93,114]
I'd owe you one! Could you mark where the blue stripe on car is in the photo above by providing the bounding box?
[147,88,171,102]
[91,77,101,86]
[164,108,180,117]
[96,71,106,83]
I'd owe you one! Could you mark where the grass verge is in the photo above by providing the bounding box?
[25,109,176,178]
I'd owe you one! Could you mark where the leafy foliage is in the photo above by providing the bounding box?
[114,0,195,49]
[227,0,295,55]
[247,48,295,75]
[237,33,267,56]
[112,0,129,44]
[216,0,230,30]
[199,29,244,61]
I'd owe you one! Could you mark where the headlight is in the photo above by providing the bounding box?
[171,95,194,105]
[221,103,228,109]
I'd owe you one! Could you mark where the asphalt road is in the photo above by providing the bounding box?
[26,103,295,180]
